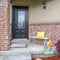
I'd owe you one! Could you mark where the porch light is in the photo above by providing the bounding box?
[42,0,46,9]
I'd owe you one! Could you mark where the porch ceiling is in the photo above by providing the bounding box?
[10,0,42,4]
[10,0,50,5]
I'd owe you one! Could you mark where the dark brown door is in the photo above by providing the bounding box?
[12,6,28,39]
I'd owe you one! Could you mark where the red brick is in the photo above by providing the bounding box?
[0,0,10,51]
[29,24,60,43]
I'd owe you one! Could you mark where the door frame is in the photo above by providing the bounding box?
[11,5,29,40]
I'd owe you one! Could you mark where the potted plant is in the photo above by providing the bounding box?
[55,40,60,56]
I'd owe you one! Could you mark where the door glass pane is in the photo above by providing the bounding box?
[18,10,25,29]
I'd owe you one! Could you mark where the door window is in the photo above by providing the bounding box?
[18,10,25,29]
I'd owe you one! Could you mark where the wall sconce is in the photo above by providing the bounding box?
[42,0,46,9]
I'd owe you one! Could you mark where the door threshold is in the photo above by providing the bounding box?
[11,39,29,45]
[12,39,29,43]
[12,38,28,40]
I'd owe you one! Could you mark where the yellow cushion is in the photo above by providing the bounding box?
[36,32,45,38]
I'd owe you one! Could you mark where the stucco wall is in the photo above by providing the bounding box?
[11,0,60,24]
[30,0,60,23]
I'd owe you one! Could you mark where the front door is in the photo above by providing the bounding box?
[12,6,28,39]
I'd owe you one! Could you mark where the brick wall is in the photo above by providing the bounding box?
[0,0,10,51]
[29,23,60,43]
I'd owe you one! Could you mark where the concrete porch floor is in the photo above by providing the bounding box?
[0,39,44,60]
[0,39,44,55]
[0,39,55,60]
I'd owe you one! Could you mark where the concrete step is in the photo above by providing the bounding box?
[10,39,29,48]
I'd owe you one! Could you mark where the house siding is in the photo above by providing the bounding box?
[0,0,10,51]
